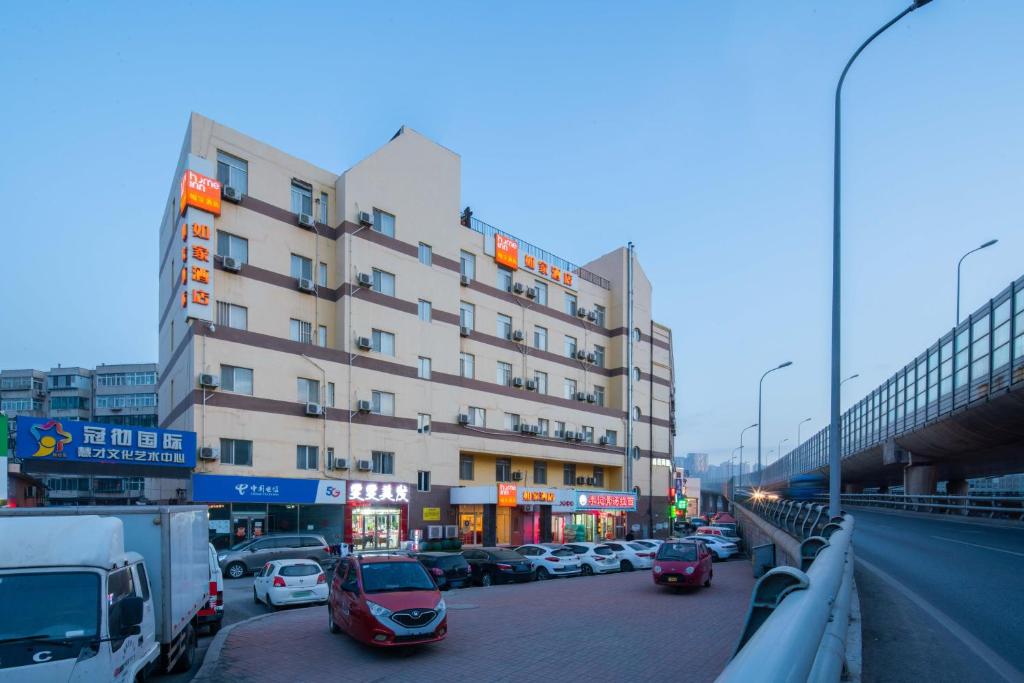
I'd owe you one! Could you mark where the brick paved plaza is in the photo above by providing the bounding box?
[197,561,754,682]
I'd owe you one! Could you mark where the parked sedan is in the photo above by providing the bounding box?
[599,541,655,571]
[514,544,583,580]
[681,535,738,561]
[253,559,328,609]
[414,552,472,590]
[219,533,332,579]
[652,541,713,589]
[462,547,534,586]
[563,542,620,575]
[632,539,664,551]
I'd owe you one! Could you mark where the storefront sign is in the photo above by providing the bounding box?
[575,491,638,511]
[423,507,441,521]
[179,169,222,216]
[193,474,346,504]
[494,234,519,270]
[516,487,576,510]
[178,157,217,323]
[15,417,196,468]
[497,482,517,507]
[0,414,8,457]
[521,490,554,503]
[348,480,409,503]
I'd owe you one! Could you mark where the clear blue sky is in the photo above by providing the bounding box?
[2,1,1021,468]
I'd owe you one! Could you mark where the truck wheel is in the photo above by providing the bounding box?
[170,625,196,674]
[226,562,246,579]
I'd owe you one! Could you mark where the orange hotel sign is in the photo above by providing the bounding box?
[180,169,222,217]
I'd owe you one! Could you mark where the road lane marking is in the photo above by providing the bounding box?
[856,557,1024,683]
[930,536,1024,558]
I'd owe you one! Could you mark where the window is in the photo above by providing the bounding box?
[468,406,486,427]
[460,455,474,480]
[220,365,253,395]
[216,231,249,263]
[496,361,513,387]
[497,266,513,292]
[372,269,395,296]
[296,445,318,470]
[290,254,313,280]
[216,302,248,330]
[418,299,432,322]
[497,314,513,339]
[460,302,475,330]
[459,352,475,379]
[537,418,549,436]
[107,567,136,652]
[593,345,605,368]
[555,420,566,437]
[460,250,476,279]
[95,394,156,409]
[593,385,605,407]
[220,438,253,466]
[534,460,547,484]
[565,293,577,316]
[418,357,432,380]
[564,378,577,399]
[534,281,548,306]
[371,390,395,416]
[135,562,151,602]
[318,325,327,347]
[326,382,335,408]
[95,372,157,387]
[290,319,312,344]
[216,151,248,194]
[604,429,617,446]
[563,463,577,486]
[417,470,431,492]
[50,396,88,410]
[534,326,548,351]
[372,209,395,237]
[496,458,512,482]
[297,377,320,403]
[319,192,329,225]
[371,329,395,356]
[593,466,604,487]
[504,413,520,432]
[417,413,431,434]
[291,181,313,215]
[582,426,594,443]
[593,304,606,327]
[564,335,577,358]
[318,262,328,287]
[371,451,394,474]
[534,371,548,395]
[413,242,433,267]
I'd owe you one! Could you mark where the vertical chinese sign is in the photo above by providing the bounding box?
[179,168,221,322]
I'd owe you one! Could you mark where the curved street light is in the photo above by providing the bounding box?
[796,417,812,448]
[957,239,998,324]
[738,422,758,487]
[758,361,792,485]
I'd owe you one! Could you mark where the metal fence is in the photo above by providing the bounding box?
[836,492,1024,520]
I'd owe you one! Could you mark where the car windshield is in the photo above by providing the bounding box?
[280,564,320,577]
[360,562,435,593]
[0,572,100,641]
[657,543,699,562]
[551,548,574,558]
[593,546,614,556]
[488,550,524,561]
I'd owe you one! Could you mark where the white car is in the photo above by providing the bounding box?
[199,543,225,633]
[253,559,328,609]
[562,542,621,575]
[632,539,664,551]
[683,535,738,561]
[598,541,655,571]
[514,543,583,580]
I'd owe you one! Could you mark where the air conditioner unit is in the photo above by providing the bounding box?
[305,402,324,416]
[221,256,242,272]
[427,525,443,540]
[298,212,316,229]
[457,413,470,425]
[356,459,373,471]
[564,431,575,440]
[519,423,532,434]
[512,377,524,388]
[586,477,595,485]
[358,210,373,226]
[297,277,316,293]
[198,373,219,389]
[586,353,596,363]
[460,274,471,286]
[574,432,584,442]
[525,379,538,391]
[333,457,350,470]
[554,430,565,439]
[222,185,243,203]
[356,400,371,413]
[357,336,372,350]
[198,447,219,461]
[513,282,526,294]
[576,307,588,318]
[512,471,524,480]
[356,272,373,287]
[460,326,471,337]
[575,350,587,361]
[526,287,537,299]
[512,330,525,342]
[445,525,459,539]
[599,436,609,446]
[575,391,587,401]
[587,310,597,322]
[586,393,596,403]
[530,424,540,435]
[576,477,587,485]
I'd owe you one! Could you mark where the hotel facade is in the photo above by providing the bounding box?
[159,114,675,551]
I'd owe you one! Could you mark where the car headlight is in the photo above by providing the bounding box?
[685,567,695,575]
[366,601,392,619]
[217,554,226,561]
[653,566,662,574]
[435,597,446,612]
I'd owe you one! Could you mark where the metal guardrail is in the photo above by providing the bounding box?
[717,500,855,683]
[836,492,1024,520]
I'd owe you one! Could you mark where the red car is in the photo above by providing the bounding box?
[652,541,713,589]
[328,554,448,646]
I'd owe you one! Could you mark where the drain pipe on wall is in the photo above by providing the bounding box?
[346,217,369,469]
[625,242,635,493]
[301,353,338,480]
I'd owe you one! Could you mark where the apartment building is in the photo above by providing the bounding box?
[159,113,675,551]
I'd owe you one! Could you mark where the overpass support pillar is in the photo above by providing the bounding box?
[904,464,938,495]
[946,479,969,497]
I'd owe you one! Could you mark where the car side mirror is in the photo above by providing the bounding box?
[430,567,447,586]
[118,596,144,635]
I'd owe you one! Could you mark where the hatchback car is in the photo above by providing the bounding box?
[599,541,655,571]
[328,554,447,647]
[563,542,620,575]
[681,535,738,561]
[652,541,713,589]
[462,547,534,586]
[254,559,328,609]
[514,544,583,580]
[218,533,332,579]
[414,552,472,590]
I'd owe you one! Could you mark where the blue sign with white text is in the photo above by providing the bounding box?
[192,474,346,505]
[15,417,196,468]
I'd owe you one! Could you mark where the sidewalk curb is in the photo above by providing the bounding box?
[191,610,283,682]
[845,578,863,682]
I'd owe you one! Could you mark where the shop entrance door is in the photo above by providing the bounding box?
[459,510,483,545]
[352,508,401,551]
[232,514,266,543]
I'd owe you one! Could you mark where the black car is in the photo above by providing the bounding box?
[461,547,534,586]
[415,552,472,590]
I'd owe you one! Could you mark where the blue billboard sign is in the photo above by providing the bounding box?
[192,474,346,505]
[15,417,196,469]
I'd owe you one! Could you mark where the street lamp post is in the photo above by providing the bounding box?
[796,418,812,448]
[777,438,789,467]
[758,362,792,485]
[739,422,758,488]
[956,239,998,324]
[830,0,934,516]
[840,373,860,388]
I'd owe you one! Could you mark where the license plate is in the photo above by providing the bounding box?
[667,577,678,583]
[293,590,313,597]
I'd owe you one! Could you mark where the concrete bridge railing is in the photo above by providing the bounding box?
[835,492,1024,521]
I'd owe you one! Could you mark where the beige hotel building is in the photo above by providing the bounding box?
[159,113,675,551]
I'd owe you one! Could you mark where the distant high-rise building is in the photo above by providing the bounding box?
[684,452,709,474]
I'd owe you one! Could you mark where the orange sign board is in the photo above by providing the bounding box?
[521,490,555,503]
[497,482,518,507]
[494,234,519,271]
[179,170,222,216]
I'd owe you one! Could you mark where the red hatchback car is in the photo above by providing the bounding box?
[328,554,448,646]
[652,541,713,589]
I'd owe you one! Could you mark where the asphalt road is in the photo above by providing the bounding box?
[852,509,1024,682]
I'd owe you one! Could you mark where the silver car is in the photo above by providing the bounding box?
[217,534,331,579]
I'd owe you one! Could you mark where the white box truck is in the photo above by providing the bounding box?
[0,505,209,682]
